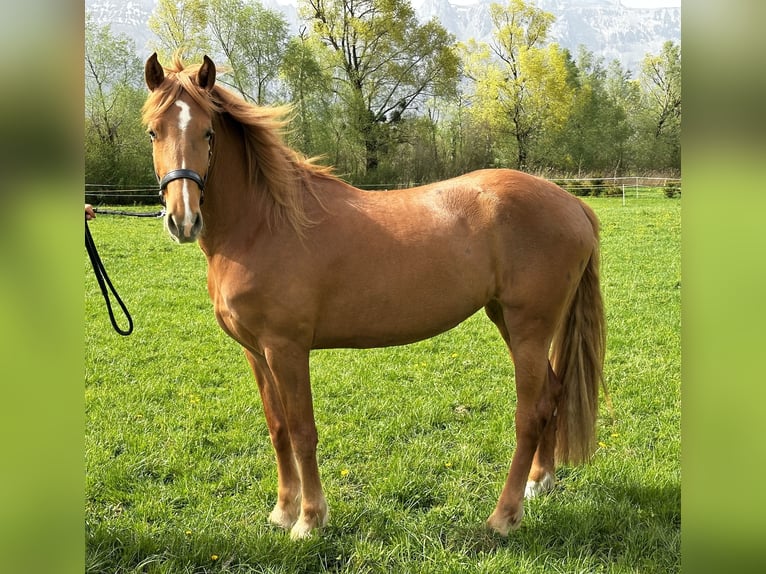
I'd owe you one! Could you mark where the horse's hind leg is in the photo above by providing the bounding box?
[485,302,559,493]
[525,363,562,499]
[485,301,511,348]
[244,349,302,530]
[485,303,559,535]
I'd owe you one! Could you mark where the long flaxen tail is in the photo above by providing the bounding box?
[550,205,607,465]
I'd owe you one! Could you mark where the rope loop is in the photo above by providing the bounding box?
[85,219,134,336]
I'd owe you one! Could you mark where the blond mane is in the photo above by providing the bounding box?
[142,53,335,235]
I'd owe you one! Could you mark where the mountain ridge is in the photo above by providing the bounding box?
[85,0,680,74]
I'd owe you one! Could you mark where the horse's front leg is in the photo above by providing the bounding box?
[264,342,328,539]
[244,350,302,530]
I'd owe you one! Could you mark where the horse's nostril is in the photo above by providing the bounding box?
[193,213,204,235]
[166,214,179,237]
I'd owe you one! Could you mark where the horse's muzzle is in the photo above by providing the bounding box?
[165,210,203,243]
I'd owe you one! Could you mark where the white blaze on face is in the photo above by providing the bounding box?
[176,99,192,134]
[175,100,196,237]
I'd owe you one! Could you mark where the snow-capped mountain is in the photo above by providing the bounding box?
[85,0,158,53]
[85,0,680,74]
[413,0,680,73]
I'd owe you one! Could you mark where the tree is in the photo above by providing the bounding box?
[461,0,573,170]
[85,15,152,188]
[148,0,289,105]
[148,0,210,63]
[300,0,459,177]
[281,29,338,158]
[208,0,289,104]
[638,40,681,170]
[548,48,631,175]
[440,90,496,176]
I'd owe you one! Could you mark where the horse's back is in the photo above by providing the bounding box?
[302,169,597,349]
[406,169,598,262]
[445,169,594,228]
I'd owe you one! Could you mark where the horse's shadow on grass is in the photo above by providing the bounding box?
[447,479,681,561]
[86,478,680,572]
[286,477,680,571]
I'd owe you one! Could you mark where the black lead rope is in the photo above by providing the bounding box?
[85,219,134,336]
[92,207,165,218]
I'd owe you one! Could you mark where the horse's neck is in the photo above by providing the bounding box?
[198,137,316,257]
[197,119,341,257]
[197,137,265,256]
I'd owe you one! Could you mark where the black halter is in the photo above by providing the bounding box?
[157,169,206,206]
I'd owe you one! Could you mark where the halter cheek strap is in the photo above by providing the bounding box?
[157,169,206,206]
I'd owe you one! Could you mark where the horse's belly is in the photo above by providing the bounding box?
[312,309,480,349]
[311,267,492,349]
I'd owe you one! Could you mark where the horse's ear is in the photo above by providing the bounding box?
[197,55,216,91]
[145,53,164,91]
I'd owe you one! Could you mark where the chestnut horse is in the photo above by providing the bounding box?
[142,53,606,539]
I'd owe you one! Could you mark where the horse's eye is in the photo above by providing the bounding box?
[148,129,157,141]
[205,129,214,141]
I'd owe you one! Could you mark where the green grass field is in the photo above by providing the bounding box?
[85,195,680,573]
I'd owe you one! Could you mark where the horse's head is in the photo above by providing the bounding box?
[144,53,217,243]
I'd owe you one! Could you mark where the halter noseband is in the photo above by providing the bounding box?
[158,169,206,206]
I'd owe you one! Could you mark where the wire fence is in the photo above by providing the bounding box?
[85,183,159,206]
[86,176,681,206]
[551,176,682,205]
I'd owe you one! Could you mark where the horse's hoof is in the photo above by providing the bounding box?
[269,504,298,530]
[289,518,315,540]
[486,505,524,537]
[288,501,329,540]
[524,471,556,499]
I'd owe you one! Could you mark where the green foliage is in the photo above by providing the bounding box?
[85,1,681,190]
[301,0,460,178]
[148,0,211,63]
[664,181,681,198]
[546,49,632,174]
[461,0,573,170]
[85,196,680,572]
[566,179,591,197]
[85,15,153,188]
[281,33,343,163]
[637,41,682,171]
[208,0,289,104]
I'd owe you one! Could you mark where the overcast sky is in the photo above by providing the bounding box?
[620,0,681,7]
[436,0,681,6]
